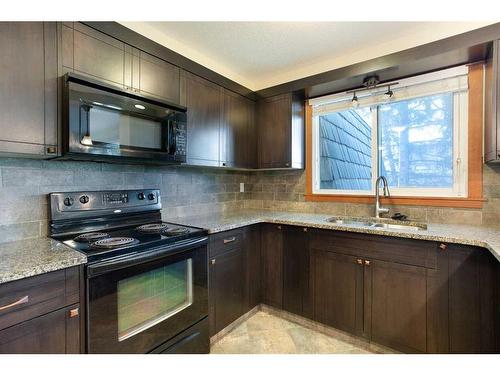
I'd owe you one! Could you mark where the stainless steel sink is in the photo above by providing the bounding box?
[370,223,425,231]
[327,217,427,231]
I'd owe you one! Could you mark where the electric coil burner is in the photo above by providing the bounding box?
[48,189,209,354]
[136,223,170,233]
[74,232,110,243]
[90,237,139,249]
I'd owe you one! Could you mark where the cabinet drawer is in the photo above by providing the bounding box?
[0,267,80,331]
[0,304,80,354]
[310,229,437,269]
[209,229,243,257]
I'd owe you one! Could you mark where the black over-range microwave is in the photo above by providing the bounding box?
[60,73,187,164]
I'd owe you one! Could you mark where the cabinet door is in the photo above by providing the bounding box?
[260,224,283,308]
[63,23,126,87]
[258,94,291,168]
[182,71,223,166]
[311,249,364,336]
[365,259,427,353]
[0,22,57,157]
[245,225,261,311]
[210,248,246,335]
[447,245,497,353]
[220,90,254,168]
[0,304,80,354]
[283,226,310,318]
[138,51,180,104]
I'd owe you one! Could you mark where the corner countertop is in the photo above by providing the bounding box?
[168,210,500,263]
[0,238,87,285]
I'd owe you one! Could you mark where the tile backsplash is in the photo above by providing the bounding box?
[243,164,500,228]
[0,158,248,243]
[1,157,500,243]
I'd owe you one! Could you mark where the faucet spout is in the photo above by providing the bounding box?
[375,176,390,219]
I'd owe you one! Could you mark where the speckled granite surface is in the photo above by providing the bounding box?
[0,238,87,285]
[169,210,500,262]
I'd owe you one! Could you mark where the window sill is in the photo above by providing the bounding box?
[304,194,485,208]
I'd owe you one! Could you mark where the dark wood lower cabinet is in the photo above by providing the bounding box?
[447,244,497,353]
[311,249,364,336]
[366,260,428,353]
[208,225,499,354]
[0,304,80,354]
[283,226,311,318]
[245,225,261,311]
[260,224,283,309]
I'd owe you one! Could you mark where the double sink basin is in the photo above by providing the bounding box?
[327,217,427,231]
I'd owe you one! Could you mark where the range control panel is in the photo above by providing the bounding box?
[49,189,161,220]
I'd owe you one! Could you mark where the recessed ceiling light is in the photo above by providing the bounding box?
[134,104,146,110]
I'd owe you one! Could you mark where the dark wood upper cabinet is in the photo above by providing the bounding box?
[0,22,58,158]
[62,22,126,88]
[485,39,500,163]
[283,226,311,318]
[257,92,304,169]
[220,89,256,168]
[181,70,223,167]
[260,224,283,309]
[136,50,180,104]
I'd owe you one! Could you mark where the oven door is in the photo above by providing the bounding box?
[86,237,208,354]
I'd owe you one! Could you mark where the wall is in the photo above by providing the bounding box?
[244,163,500,228]
[0,158,248,244]
[1,156,500,244]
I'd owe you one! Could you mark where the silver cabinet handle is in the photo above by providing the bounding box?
[0,295,29,311]
[223,237,236,244]
[211,259,216,265]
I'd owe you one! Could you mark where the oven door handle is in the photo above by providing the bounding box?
[87,236,208,278]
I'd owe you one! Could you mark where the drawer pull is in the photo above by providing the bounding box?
[69,308,79,318]
[0,295,29,311]
[439,243,447,251]
[223,237,236,244]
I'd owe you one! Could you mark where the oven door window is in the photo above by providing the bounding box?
[117,259,193,341]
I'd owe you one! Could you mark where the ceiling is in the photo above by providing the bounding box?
[120,22,494,91]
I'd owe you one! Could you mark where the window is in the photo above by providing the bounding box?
[310,66,468,198]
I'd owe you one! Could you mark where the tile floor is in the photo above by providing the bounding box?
[210,310,395,354]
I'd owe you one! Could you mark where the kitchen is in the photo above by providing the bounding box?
[1,1,500,373]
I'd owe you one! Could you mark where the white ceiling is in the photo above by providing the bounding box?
[120,21,494,91]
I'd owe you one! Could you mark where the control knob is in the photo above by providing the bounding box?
[79,195,89,204]
[147,193,155,201]
[63,197,74,206]
[138,192,145,200]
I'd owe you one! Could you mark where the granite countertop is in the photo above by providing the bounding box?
[0,238,87,285]
[169,210,500,263]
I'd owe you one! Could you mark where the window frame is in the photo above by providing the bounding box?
[305,63,484,209]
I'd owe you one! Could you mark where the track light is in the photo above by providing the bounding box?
[384,86,394,101]
[351,92,359,108]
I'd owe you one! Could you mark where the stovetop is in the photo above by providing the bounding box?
[56,221,206,262]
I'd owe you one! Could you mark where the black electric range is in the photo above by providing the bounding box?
[49,189,209,354]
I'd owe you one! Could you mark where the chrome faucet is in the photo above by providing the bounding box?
[375,176,390,219]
